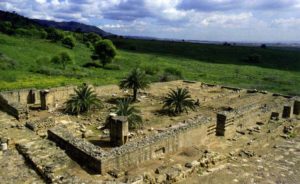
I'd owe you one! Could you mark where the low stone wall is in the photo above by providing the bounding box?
[48,116,212,174]
[48,126,107,173]
[0,94,24,119]
[216,96,293,136]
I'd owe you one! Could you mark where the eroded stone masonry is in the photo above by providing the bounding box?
[0,81,299,184]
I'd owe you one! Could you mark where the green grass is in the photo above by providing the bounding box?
[0,33,299,96]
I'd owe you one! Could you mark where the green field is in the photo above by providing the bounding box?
[0,33,299,95]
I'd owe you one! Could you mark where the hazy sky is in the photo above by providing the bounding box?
[1,0,300,42]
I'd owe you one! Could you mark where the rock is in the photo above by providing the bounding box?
[185,160,200,168]
[103,129,109,135]
[127,175,143,184]
[143,172,155,183]
[108,169,124,178]
[239,150,255,158]
[283,125,294,134]
[1,143,8,151]
[96,125,104,130]
[256,122,264,125]
[148,127,154,131]
[155,166,167,174]
[155,174,166,183]
[82,130,93,138]
[236,130,245,135]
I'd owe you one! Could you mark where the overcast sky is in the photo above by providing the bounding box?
[1,0,300,42]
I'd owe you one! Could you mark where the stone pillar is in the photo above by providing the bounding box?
[109,116,128,147]
[294,101,300,115]
[27,90,35,104]
[40,90,49,110]
[216,113,226,136]
[282,105,293,118]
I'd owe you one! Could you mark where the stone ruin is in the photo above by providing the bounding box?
[0,82,299,183]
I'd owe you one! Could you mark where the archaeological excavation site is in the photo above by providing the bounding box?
[0,80,299,184]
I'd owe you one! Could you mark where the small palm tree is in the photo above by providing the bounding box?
[163,88,196,115]
[112,98,143,130]
[119,68,150,101]
[65,84,101,114]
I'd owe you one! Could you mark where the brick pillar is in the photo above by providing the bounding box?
[282,105,292,118]
[294,101,300,115]
[40,90,49,110]
[216,113,226,136]
[110,116,128,147]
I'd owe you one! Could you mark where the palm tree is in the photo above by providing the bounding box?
[163,88,196,115]
[65,84,102,114]
[119,68,150,101]
[112,98,143,130]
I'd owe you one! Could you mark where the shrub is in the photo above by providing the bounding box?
[164,67,183,78]
[160,67,183,82]
[65,84,102,115]
[84,32,102,46]
[0,53,18,70]
[62,36,76,49]
[142,65,160,75]
[46,27,64,42]
[51,52,73,69]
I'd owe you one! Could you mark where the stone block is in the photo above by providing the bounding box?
[293,101,300,115]
[282,106,292,118]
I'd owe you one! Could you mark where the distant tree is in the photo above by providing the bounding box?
[46,27,63,42]
[62,36,76,49]
[0,21,14,35]
[84,32,102,46]
[93,39,117,67]
[119,68,150,101]
[65,84,102,115]
[261,44,267,49]
[112,98,143,130]
[162,88,196,115]
[51,52,72,69]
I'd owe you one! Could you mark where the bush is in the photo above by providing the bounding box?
[104,63,121,70]
[160,67,183,82]
[0,53,18,70]
[46,27,64,42]
[142,65,160,75]
[62,36,76,49]
[160,73,182,82]
[51,52,73,69]
[164,67,183,78]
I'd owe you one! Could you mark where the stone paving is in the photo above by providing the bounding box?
[0,112,44,184]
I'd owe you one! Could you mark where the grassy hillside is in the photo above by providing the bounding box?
[0,33,299,95]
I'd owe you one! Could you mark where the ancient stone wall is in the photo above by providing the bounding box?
[48,116,212,174]
[216,94,293,136]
